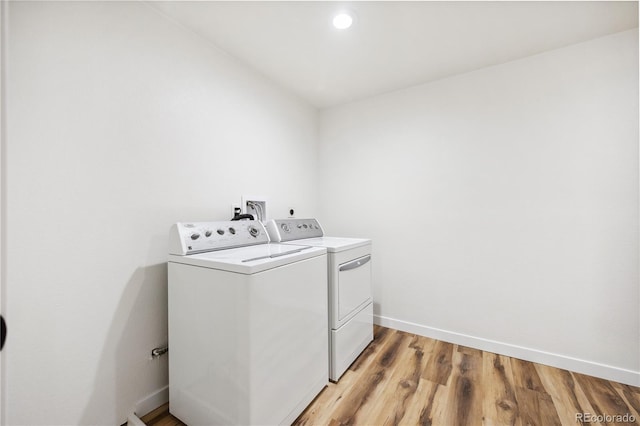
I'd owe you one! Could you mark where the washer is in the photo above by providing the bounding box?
[168,220,328,425]
[266,218,372,382]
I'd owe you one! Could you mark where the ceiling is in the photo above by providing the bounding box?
[150,1,639,108]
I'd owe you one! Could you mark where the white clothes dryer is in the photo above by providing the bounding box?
[168,220,328,425]
[266,218,373,382]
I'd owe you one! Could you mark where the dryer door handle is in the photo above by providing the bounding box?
[339,255,371,272]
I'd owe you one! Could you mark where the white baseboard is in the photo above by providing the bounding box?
[134,385,169,419]
[126,413,146,426]
[374,314,640,387]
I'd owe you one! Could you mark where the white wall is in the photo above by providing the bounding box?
[4,2,318,424]
[319,29,639,385]
[0,0,7,423]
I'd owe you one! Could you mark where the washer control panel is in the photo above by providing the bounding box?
[169,221,269,255]
[266,218,324,242]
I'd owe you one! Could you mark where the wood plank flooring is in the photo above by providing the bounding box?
[139,326,640,426]
[139,404,186,426]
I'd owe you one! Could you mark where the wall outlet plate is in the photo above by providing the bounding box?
[231,204,241,219]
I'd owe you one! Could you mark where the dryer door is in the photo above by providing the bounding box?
[337,255,372,322]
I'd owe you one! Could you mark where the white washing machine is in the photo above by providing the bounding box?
[266,218,372,382]
[168,220,328,425]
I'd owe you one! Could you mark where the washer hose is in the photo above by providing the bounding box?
[231,213,255,221]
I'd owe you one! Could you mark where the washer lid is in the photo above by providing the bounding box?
[168,243,327,274]
[288,236,371,253]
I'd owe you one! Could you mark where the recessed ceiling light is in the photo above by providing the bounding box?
[332,12,353,30]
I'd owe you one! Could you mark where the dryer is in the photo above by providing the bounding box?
[266,218,372,382]
[168,220,328,425]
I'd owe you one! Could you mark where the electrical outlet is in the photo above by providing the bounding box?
[231,204,241,219]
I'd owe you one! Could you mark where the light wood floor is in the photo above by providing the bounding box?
[140,326,640,426]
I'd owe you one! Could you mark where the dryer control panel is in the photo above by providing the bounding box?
[266,218,324,242]
[169,221,269,255]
